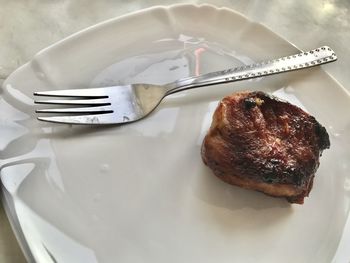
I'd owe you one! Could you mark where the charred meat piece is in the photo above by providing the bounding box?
[201,91,330,204]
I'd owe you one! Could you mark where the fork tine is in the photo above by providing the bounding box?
[33,87,109,98]
[34,98,111,106]
[35,106,113,114]
[37,113,126,125]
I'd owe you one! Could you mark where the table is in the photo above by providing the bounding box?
[1,1,349,262]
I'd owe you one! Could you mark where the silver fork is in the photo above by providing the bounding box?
[34,46,337,125]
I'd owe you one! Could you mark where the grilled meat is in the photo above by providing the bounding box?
[201,91,330,204]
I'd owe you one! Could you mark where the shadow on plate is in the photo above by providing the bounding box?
[191,163,293,229]
[195,164,292,210]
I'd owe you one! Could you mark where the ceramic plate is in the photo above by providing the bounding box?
[1,4,350,263]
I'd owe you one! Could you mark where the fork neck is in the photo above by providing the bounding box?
[165,75,217,95]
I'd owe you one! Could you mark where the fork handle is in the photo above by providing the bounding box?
[168,46,337,94]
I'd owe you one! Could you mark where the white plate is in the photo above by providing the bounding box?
[1,4,350,263]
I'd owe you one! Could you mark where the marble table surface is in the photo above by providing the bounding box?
[1,0,349,262]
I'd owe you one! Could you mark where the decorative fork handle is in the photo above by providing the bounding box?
[169,46,337,94]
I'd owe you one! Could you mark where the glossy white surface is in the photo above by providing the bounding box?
[1,4,350,263]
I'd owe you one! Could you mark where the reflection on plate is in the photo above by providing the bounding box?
[1,4,350,263]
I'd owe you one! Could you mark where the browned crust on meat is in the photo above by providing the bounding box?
[201,91,330,204]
